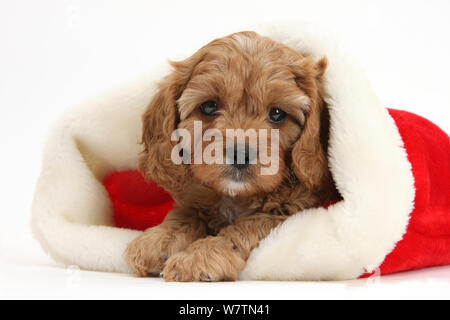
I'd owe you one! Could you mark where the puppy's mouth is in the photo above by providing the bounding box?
[223,163,252,182]
[220,178,248,197]
[219,170,253,197]
[218,145,256,196]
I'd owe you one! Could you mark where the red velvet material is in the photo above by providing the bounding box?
[375,109,450,275]
[104,170,174,231]
[103,109,450,275]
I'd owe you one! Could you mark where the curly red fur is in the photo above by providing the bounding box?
[125,31,338,281]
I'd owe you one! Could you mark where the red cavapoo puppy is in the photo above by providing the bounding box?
[125,31,338,281]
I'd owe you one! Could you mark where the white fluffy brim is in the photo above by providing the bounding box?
[31,23,415,279]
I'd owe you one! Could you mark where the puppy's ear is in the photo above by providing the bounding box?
[313,56,327,80]
[139,53,204,194]
[290,56,333,193]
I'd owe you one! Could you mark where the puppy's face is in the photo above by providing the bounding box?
[173,32,326,197]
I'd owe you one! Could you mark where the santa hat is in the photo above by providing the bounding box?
[31,23,450,280]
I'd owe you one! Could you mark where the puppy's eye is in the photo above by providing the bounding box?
[268,108,287,124]
[199,101,219,116]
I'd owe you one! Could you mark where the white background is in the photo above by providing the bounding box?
[0,0,449,299]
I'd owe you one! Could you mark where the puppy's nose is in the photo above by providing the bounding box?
[233,148,250,170]
[229,144,255,170]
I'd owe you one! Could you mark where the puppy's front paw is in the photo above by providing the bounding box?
[162,237,246,282]
[124,227,172,277]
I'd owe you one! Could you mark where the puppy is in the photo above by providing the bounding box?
[125,31,338,281]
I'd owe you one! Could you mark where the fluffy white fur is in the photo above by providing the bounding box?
[31,22,415,279]
[30,74,162,273]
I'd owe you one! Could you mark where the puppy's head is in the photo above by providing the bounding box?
[140,31,331,198]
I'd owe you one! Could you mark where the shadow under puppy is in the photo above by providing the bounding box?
[125,31,338,281]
